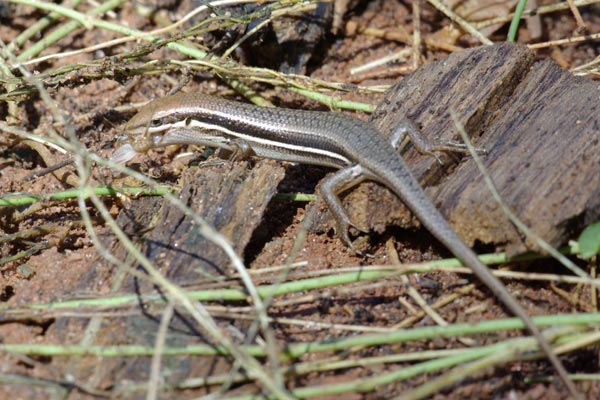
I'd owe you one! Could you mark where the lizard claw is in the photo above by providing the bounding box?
[436,139,487,156]
[335,218,372,256]
[335,218,354,248]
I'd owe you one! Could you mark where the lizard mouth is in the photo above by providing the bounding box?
[110,142,138,164]
[110,130,165,164]
[110,117,235,164]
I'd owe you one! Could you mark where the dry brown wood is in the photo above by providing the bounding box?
[130,161,285,280]
[369,41,599,254]
[62,161,285,385]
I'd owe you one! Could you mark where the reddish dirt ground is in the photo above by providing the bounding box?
[1,0,599,399]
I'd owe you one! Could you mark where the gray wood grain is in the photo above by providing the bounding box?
[368,42,599,254]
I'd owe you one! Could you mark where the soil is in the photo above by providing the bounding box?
[1,0,599,399]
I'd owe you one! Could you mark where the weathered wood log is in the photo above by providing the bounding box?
[328,42,599,255]
[66,161,285,386]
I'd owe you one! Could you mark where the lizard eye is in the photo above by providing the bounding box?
[150,118,163,127]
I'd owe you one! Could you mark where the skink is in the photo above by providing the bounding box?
[113,91,576,395]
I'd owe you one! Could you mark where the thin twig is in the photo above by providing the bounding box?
[426,0,493,45]
[566,0,587,31]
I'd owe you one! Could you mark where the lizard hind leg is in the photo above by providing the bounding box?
[390,119,485,164]
[314,164,373,249]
